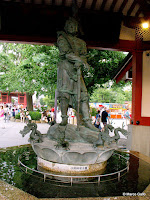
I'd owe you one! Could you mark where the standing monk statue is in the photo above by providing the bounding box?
[57,17,98,131]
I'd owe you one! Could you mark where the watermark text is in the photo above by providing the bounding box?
[122,192,146,196]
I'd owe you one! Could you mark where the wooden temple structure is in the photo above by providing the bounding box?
[0,0,150,157]
[0,91,27,108]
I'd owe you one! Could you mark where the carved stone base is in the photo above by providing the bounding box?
[32,137,115,165]
[37,157,107,175]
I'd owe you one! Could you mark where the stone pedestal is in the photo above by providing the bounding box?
[37,157,107,175]
[31,123,116,178]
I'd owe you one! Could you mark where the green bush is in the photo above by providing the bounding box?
[15,113,20,119]
[29,111,41,120]
[90,107,97,116]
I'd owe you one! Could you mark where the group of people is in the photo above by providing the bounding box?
[41,109,55,123]
[0,104,32,123]
[0,105,15,122]
[94,107,109,131]
[20,109,31,123]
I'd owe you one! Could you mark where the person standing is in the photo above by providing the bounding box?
[101,108,108,127]
[124,109,130,125]
[0,106,4,120]
[12,109,15,118]
[20,110,25,123]
[4,105,9,123]
[94,110,102,130]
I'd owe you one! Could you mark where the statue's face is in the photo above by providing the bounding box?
[65,21,78,35]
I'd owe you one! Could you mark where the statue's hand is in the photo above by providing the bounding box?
[66,54,83,64]
[74,61,83,69]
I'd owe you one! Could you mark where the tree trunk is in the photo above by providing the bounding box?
[26,93,33,111]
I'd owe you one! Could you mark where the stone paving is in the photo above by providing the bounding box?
[0,120,50,148]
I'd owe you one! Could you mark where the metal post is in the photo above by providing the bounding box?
[71,177,73,186]
[98,176,101,186]
[44,174,46,182]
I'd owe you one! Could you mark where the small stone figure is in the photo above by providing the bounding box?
[97,124,128,146]
[20,123,43,143]
[93,132,104,147]
[54,125,69,150]
[101,124,114,145]
[57,17,98,132]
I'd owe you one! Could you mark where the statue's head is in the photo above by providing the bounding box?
[64,17,78,35]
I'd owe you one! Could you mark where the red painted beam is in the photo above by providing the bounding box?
[0,34,56,46]
[87,39,136,52]
[0,33,149,53]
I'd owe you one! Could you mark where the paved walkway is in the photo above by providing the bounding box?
[0,120,50,148]
[0,119,128,148]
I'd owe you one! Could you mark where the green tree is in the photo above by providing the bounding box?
[84,50,126,94]
[111,80,132,103]
[40,98,45,106]
[0,43,59,110]
[124,90,132,101]
[0,43,126,109]
[90,87,116,103]
[42,95,55,108]
[90,81,132,104]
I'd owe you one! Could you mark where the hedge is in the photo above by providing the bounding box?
[29,111,41,120]
[15,113,20,119]
[90,107,97,117]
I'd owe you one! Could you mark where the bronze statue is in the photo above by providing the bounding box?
[57,17,98,131]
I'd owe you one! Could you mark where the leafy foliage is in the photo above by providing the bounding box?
[84,49,126,94]
[0,43,58,97]
[90,107,97,116]
[40,95,55,109]
[29,111,41,120]
[90,81,132,104]
[0,43,127,106]
[15,113,20,119]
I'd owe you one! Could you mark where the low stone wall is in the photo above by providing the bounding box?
[0,180,38,200]
[130,125,150,157]
[10,118,43,123]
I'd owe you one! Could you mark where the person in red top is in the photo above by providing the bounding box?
[51,107,55,112]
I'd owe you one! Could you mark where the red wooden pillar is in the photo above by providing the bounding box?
[132,51,143,125]
[132,28,143,125]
